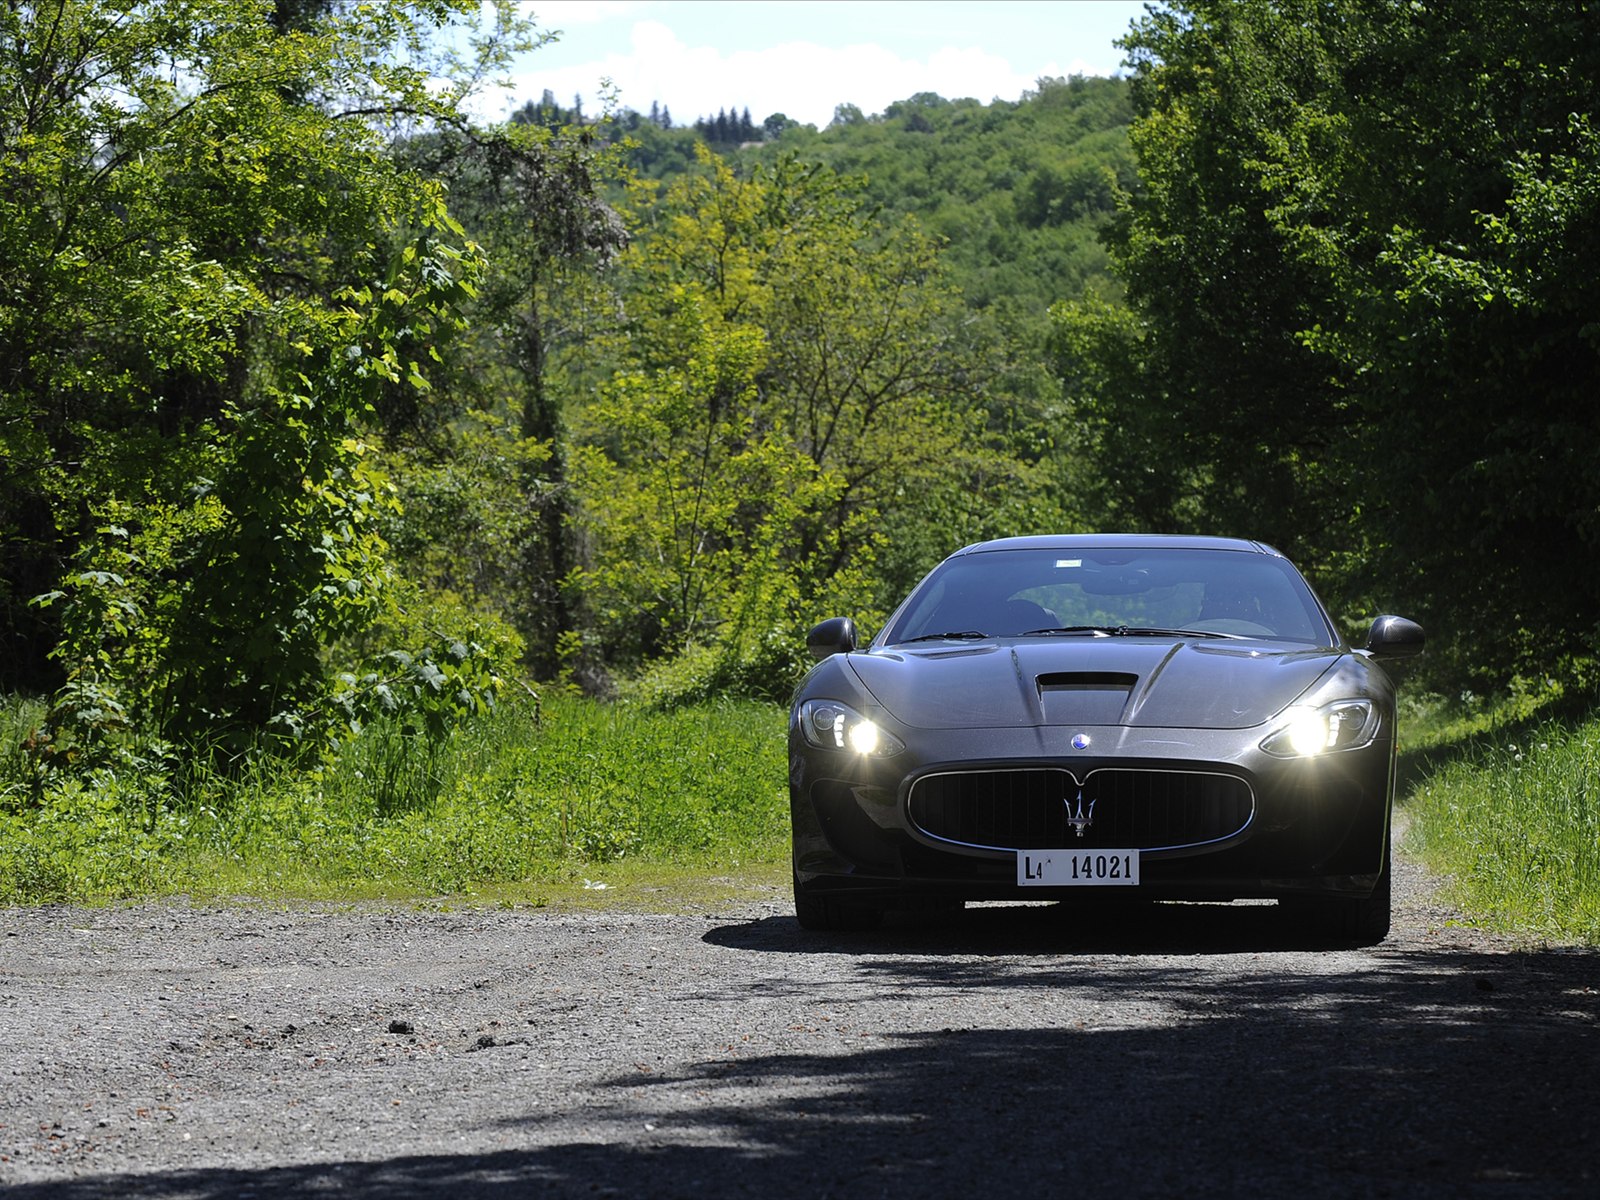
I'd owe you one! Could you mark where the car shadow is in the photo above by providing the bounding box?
[703,898,1358,958]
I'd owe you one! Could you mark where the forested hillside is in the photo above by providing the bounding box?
[756,80,1135,322]
[609,76,1134,400]
[2,0,1597,903]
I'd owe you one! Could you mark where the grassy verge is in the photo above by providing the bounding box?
[0,694,790,907]
[1399,692,1600,945]
[8,685,1598,943]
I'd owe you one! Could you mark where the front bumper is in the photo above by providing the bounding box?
[790,721,1394,905]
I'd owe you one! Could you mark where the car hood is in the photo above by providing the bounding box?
[846,638,1343,731]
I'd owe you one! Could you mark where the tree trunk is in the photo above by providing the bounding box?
[518,287,575,681]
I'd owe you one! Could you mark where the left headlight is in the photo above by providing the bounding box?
[795,699,905,757]
[1261,699,1379,758]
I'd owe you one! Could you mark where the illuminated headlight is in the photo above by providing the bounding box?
[796,700,905,756]
[1261,700,1378,758]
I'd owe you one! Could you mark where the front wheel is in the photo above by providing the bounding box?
[792,869,884,932]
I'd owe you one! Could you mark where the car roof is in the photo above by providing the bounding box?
[951,534,1285,557]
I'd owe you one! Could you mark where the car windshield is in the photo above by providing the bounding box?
[883,547,1335,646]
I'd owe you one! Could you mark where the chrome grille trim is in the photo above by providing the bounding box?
[906,767,1255,854]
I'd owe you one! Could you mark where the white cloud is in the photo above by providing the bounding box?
[496,19,1100,127]
[520,1,649,29]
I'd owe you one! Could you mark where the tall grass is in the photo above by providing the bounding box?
[0,694,44,801]
[1404,712,1600,944]
[0,694,789,904]
[12,682,1595,939]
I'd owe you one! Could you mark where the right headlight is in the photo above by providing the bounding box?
[1260,699,1379,758]
[795,699,905,757]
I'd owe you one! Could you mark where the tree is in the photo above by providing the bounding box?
[570,149,1025,694]
[573,307,840,681]
[733,77,1134,439]
[0,0,534,754]
[1051,1,1363,567]
[393,114,627,679]
[1054,0,1600,683]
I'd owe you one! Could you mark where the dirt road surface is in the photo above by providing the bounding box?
[2,849,1597,1198]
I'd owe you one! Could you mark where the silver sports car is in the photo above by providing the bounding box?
[789,534,1424,943]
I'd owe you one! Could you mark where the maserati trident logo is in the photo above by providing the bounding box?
[1064,787,1095,839]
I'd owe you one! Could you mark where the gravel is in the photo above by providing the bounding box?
[2,835,1597,1199]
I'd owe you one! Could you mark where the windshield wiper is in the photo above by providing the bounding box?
[1117,626,1246,640]
[901,630,991,644]
[1022,625,1245,640]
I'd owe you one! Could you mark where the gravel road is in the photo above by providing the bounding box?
[2,840,1598,1199]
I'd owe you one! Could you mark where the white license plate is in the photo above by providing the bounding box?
[1017,849,1141,886]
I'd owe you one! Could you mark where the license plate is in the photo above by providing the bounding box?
[1017,849,1141,886]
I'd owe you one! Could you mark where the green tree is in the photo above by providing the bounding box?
[1053,2,1361,564]
[0,0,534,756]
[1054,0,1600,682]
[572,150,1024,694]
[573,305,846,678]
[731,76,1136,499]
[393,114,627,678]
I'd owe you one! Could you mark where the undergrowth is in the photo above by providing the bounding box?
[0,693,788,904]
[8,682,1598,945]
[1400,690,1600,945]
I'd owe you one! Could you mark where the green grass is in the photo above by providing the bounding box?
[1400,691,1600,945]
[8,684,1599,944]
[0,693,790,906]
[0,693,45,794]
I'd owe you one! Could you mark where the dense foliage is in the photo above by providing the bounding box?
[570,149,1046,702]
[614,76,1134,372]
[754,79,1135,328]
[0,0,545,770]
[3,1,1597,915]
[1052,0,1600,686]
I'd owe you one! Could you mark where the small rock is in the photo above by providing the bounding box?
[388,1020,414,1035]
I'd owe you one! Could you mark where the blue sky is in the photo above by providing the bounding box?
[491,1,1151,128]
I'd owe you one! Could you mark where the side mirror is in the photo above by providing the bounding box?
[806,617,858,660]
[1364,614,1425,659]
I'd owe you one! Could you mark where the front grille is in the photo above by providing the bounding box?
[906,768,1254,852]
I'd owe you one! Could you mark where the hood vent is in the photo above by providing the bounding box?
[1035,672,1137,725]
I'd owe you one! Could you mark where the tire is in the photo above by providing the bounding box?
[792,870,884,932]
[1283,840,1392,946]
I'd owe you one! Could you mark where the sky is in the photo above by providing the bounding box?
[486,1,1151,129]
